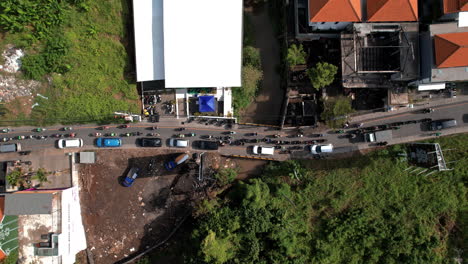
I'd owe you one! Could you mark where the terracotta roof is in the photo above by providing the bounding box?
[434,32,468,68]
[443,0,468,13]
[309,0,361,22]
[367,0,418,21]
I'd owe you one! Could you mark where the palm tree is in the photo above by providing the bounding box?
[287,44,307,68]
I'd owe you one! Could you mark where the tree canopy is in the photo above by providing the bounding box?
[186,133,468,264]
[307,62,338,90]
[321,96,354,128]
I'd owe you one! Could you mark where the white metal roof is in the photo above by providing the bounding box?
[133,0,164,82]
[163,0,243,88]
[459,12,468,28]
[418,83,446,91]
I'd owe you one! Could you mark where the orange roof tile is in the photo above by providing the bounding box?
[444,0,468,13]
[309,0,361,22]
[367,0,418,21]
[434,32,468,68]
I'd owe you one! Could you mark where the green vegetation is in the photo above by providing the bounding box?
[0,0,139,124]
[213,168,238,186]
[0,249,18,264]
[32,168,50,185]
[286,44,306,67]
[232,14,263,116]
[6,168,22,187]
[321,96,354,128]
[186,134,467,263]
[307,62,338,90]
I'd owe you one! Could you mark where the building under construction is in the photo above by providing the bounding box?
[341,23,420,89]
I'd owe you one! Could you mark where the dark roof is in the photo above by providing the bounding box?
[4,193,53,215]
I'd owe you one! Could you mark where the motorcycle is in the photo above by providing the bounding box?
[94,132,102,137]
[376,141,388,146]
[0,128,11,133]
[100,126,110,130]
[62,127,73,131]
[422,108,434,114]
[19,151,31,156]
[1,137,10,142]
[34,128,46,132]
[68,133,76,138]
[52,134,62,138]
[147,133,160,136]
[106,133,116,137]
[186,132,196,137]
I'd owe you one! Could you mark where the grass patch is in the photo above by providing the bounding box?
[0,0,139,125]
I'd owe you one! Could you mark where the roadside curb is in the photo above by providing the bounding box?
[222,154,278,161]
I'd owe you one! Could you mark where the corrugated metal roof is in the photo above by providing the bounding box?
[309,0,361,22]
[367,0,418,21]
[4,193,53,215]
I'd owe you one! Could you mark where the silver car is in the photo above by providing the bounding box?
[168,138,189,148]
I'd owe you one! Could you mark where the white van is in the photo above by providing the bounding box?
[57,138,84,149]
[309,144,333,154]
[252,146,275,155]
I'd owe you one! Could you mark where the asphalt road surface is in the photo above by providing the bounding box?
[0,100,467,160]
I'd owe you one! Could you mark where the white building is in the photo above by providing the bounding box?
[132,0,243,117]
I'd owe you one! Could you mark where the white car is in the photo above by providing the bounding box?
[168,138,189,148]
[57,138,84,149]
[309,144,333,154]
[252,145,274,155]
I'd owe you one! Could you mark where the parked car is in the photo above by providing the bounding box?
[168,138,189,148]
[309,144,334,154]
[122,167,140,187]
[57,138,83,149]
[252,145,275,155]
[193,140,219,150]
[138,138,162,147]
[0,143,21,153]
[165,153,190,170]
[96,137,122,147]
[429,119,458,131]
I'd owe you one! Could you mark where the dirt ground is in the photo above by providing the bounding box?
[78,149,267,264]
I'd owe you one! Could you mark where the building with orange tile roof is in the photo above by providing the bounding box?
[367,0,418,21]
[434,32,468,68]
[419,22,468,83]
[443,0,468,14]
[309,0,362,22]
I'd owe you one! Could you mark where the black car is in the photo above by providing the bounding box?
[138,137,162,147]
[429,119,457,131]
[193,140,219,150]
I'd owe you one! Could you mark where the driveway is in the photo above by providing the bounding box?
[241,8,283,125]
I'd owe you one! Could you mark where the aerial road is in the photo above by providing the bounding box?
[0,100,467,160]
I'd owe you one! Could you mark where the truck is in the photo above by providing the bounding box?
[164,153,190,171]
[364,130,392,142]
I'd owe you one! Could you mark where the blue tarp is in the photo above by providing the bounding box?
[199,96,216,112]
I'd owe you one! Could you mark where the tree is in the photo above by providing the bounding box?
[307,62,338,90]
[6,168,22,187]
[321,96,354,128]
[287,44,306,67]
[214,168,238,186]
[33,168,50,185]
[201,230,236,264]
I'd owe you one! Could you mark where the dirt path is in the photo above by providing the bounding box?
[241,8,283,125]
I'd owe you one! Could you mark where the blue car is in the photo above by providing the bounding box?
[122,167,140,187]
[96,138,122,147]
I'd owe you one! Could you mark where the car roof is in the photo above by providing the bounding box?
[104,138,120,146]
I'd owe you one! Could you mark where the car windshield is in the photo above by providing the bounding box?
[316,146,322,153]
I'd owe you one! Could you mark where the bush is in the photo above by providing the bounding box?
[307,62,338,90]
[21,54,47,80]
[232,65,263,113]
[243,46,261,69]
